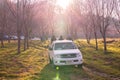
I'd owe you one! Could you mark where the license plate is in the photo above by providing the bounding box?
[66,60,72,64]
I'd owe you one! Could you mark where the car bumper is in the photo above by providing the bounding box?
[53,57,83,66]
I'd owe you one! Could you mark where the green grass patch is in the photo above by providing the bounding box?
[33,64,89,80]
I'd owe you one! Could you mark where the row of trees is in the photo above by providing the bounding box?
[0,0,36,53]
[0,0,120,54]
[66,0,120,53]
[0,0,56,53]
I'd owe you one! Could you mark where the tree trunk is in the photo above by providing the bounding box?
[103,34,107,54]
[1,40,4,48]
[27,36,29,49]
[17,32,21,54]
[0,32,4,48]
[94,32,98,50]
[24,36,27,51]
[95,37,98,50]
[17,0,21,54]
[8,35,11,43]
[87,39,90,44]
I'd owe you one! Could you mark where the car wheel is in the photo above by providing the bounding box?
[75,64,83,68]
[52,60,57,69]
[78,64,83,68]
[53,65,57,69]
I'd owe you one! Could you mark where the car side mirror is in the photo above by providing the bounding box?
[49,47,53,50]
[77,46,80,49]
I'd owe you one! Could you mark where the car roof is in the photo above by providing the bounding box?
[53,40,73,44]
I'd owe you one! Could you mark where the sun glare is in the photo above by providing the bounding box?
[56,0,71,9]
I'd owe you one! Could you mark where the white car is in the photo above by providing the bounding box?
[49,40,83,67]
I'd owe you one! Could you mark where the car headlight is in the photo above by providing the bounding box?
[54,54,61,58]
[76,53,81,57]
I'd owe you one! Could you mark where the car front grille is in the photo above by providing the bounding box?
[60,54,77,58]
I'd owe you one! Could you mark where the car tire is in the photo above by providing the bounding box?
[51,60,56,68]
[78,64,83,68]
[52,60,58,69]
[53,65,57,69]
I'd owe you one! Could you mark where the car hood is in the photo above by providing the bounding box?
[53,49,81,54]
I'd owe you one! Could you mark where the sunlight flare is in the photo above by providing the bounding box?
[56,0,71,9]
[53,72,61,80]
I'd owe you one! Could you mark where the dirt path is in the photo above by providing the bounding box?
[83,66,120,80]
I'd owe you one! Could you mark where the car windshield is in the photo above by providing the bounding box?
[54,42,77,50]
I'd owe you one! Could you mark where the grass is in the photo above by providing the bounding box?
[34,64,89,80]
[0,40,48,80]
[0,40,90,80]
[0,39,120,80]
[75,39,120,78]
